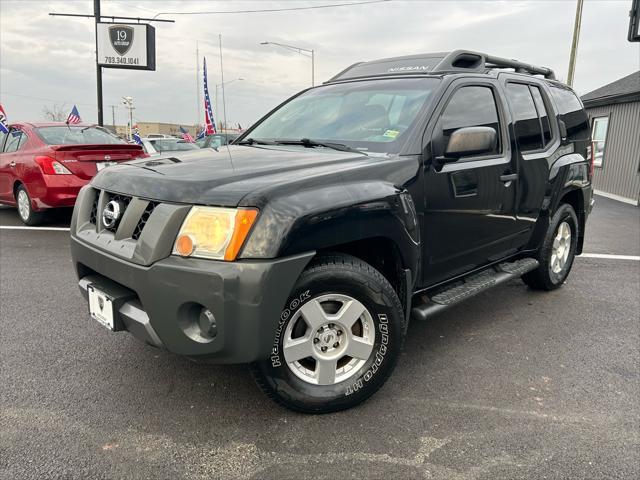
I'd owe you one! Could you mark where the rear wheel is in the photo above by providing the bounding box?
[522,203,579,290]
[251,253,406,413]
[15,185,44,226]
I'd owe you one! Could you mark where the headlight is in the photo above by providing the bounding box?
[173,206,258,261]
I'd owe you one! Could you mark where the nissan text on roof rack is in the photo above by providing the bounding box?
[70,50,593,413]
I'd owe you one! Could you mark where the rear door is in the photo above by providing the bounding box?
[501,78,559,249]
[421,79,520,286]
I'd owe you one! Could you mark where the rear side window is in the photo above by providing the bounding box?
[530,86,552,145]
[548,84,590,141]
[506,83,543,151]
[441,86,501,156]
[3,129,23,153]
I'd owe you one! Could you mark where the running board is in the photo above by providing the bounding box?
[411,258,539,322]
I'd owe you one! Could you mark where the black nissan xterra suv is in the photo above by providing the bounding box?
[70,51,593,413]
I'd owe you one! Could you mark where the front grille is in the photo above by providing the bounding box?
[132,201,158,240]
[104,193,132,232]
[89,194,99,225]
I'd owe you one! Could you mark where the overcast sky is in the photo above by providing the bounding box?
[1,0,638,127]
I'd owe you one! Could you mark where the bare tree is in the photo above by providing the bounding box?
[41,103,68,122]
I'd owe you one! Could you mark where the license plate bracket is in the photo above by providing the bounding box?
[88,285,115,331]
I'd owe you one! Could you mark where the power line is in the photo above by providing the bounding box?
[152,0,391,18]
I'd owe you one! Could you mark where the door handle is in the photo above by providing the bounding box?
[500,173,518,182]
[9,161,16,168]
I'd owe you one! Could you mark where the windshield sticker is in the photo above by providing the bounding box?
[383,130,400,139]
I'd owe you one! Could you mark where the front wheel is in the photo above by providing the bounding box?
[251,253,406,413]
[522,203,579,290]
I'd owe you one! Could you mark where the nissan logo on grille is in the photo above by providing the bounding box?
[102,200,124,229]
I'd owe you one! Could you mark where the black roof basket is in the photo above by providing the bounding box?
[327,50,556,82]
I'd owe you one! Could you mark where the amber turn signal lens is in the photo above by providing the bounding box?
[224,209,259,261]
[175,234,196,257]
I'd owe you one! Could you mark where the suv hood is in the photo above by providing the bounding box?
[91,145,376,207]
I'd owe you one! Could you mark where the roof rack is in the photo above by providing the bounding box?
[482,53,555,79]
[326,50,556,83]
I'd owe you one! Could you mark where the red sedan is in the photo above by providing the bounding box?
[0,122,147,225]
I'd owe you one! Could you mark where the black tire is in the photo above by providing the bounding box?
[250,253,406,414]
[15,184,44,226]
[522,203,579,291]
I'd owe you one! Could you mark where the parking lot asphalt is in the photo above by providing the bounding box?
[1,195,638,480]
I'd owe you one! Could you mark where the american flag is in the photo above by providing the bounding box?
[66,105,81,124]
[179,126,195,143]
[203,57,217,135]
[0,104,8,134]
[195,126,206,141]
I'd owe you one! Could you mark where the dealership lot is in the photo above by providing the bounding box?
[1,195,638,480]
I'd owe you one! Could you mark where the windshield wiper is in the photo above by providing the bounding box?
[274,138,368,156]
[236,138,275,145]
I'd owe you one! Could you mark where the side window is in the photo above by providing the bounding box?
[530,86,552,146]
[591,116,609,168]
[548,84,590,142]
[17,132,28,150]
[506,83,543,151]
[0,130,6,153]
[441,86,501,157]
[3,129,23,153]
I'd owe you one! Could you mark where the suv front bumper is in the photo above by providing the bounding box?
[71,236,314,364]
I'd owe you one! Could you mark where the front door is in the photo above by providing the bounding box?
[421,80,520,287]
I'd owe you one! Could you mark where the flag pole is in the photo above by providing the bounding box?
[94,0,103,126]
[219,34,228,132]
[196,41,201,128]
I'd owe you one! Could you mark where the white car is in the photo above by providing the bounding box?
[145,133,174,139]
[140,137,200,156]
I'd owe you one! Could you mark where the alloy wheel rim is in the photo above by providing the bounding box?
[282,294,375,386]
[550,221,572,274]
[17,190,30,221]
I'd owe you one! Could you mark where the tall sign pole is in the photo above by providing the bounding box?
[94,0,104,126]
[567,0,584,87]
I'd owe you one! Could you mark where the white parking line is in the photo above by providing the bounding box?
[580,253,640,261]
[0,225,70,231]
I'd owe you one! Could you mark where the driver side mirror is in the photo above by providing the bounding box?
[441,126,497,162]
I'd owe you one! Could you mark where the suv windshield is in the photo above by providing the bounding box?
[245,78,440,154]
[36,126,126,145]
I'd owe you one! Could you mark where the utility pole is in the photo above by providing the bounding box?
[109,104,117,128]
[122,96,134,140]
[94,0,103,125]
[567,0,584,87]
